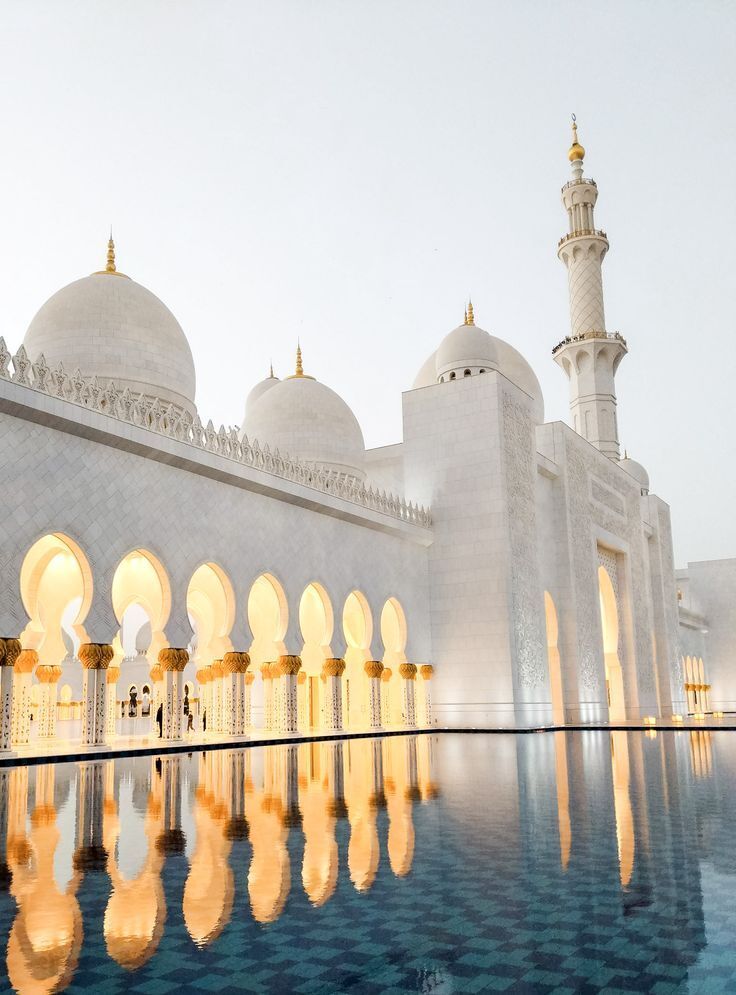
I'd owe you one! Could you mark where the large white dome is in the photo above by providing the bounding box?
[242,371,365,481]
[435,323,499,380]
[24,257,196,415]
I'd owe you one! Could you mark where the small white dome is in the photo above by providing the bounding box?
[24,264,196,415]
[242,372,280,425]
[619,456,650,495]
[436,323,499,381]
[242,374,365,481]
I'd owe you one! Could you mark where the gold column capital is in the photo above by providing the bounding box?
[223,650,251,674]
[158,647,189,672]
[79,642,115,670]
[0,637,22,668]
[399,663,418,681]
[15,648,38,674]
[364,660,384,679]
[419,664,434,681]
[36,664,62,684]
[278,655,302,676]
[322,658,346,678]
[381,667,393,682]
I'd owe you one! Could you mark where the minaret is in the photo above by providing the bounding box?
[553,118,627,459]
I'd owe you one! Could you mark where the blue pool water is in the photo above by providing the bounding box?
[0,730,734,993]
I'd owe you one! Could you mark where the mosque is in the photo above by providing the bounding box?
[0,121,730,756]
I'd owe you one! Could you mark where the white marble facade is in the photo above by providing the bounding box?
[0,122,711,753]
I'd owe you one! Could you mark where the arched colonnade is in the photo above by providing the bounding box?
[0,533,434,752]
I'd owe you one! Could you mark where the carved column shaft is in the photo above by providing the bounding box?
[365,661,384,730]
[399,664,418,728]
[381,668,393,727]
[159,649,188,741]
[244,672,254,730]
[322,659,345,732]
[278,657,301,733]
[0,638,20,752]
[37,665,62,739]
[419,665,434,726]
[12,649,37,746]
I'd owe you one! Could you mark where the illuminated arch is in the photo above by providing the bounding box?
[380,597,407,669]
[112,550,171,665]
[247,573,288,667]
[598,565,625,722]
[20,533,93,666]
[343,591,372,728]
[187,562,235,666]
[298,583,334,675]
[544,592,564,725]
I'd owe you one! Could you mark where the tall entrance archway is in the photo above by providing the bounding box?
[598,565,625,722]
[247,574,288,730]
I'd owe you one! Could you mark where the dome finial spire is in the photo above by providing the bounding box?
[106,229,116,273]
[466,298,475,326]
[295,341,304,377]
[269,360,274,378]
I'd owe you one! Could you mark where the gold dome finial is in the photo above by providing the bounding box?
[466,298,475,325]
[463,305,468,325]
[295,341,303,377]
[106,229,116,273]
[568,114,585,162]
[269,361,274,378]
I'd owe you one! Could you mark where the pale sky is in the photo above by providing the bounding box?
[0,1,734,566]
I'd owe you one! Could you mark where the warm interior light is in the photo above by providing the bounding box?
[643,716,656,725]
[672,714,684,722]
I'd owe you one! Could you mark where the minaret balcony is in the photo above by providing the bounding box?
[557,228,608,249]
[552,330,627,357]
[562,177,597,191]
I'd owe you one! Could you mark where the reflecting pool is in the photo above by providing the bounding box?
[1,731,736,992]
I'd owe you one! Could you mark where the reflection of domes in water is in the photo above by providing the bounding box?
[241,346,365,481]
[23,237,196,416]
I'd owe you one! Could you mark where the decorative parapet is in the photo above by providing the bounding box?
[0,339,432,529]
[551,330,627,357]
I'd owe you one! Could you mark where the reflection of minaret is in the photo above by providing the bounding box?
[6,765,83,994]
[553,118,627,458]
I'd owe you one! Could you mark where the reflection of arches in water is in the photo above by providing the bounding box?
[598,564,625,722]
[183,754,235,947]
[345,739,381,892]
[103,769,167,970]
[553,731,571,871]
[544,592,564,724]
[245,749,291,924]
[610,731,634,887]
[20,532,93,666]
[299,749,339,907]
[383,737,416,877]
[6,765,84,993]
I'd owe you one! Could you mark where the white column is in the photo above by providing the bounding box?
[106,667,120,739]
[297,672,308,731]
[79,644,114,747]
[37,666,62,739]
[261,664,272,731]
[381,668,393,727]
[364,660,384,730]
[322,659,345,731]
[244,672,254,730]
[399,664,417,727]
[419,665,434,726]
[159,649,188,742]
[12,650,37,747]
[278,656,301,733]
[0,638,20,753]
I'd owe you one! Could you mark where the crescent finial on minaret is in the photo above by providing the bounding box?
[568,114,585,162]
